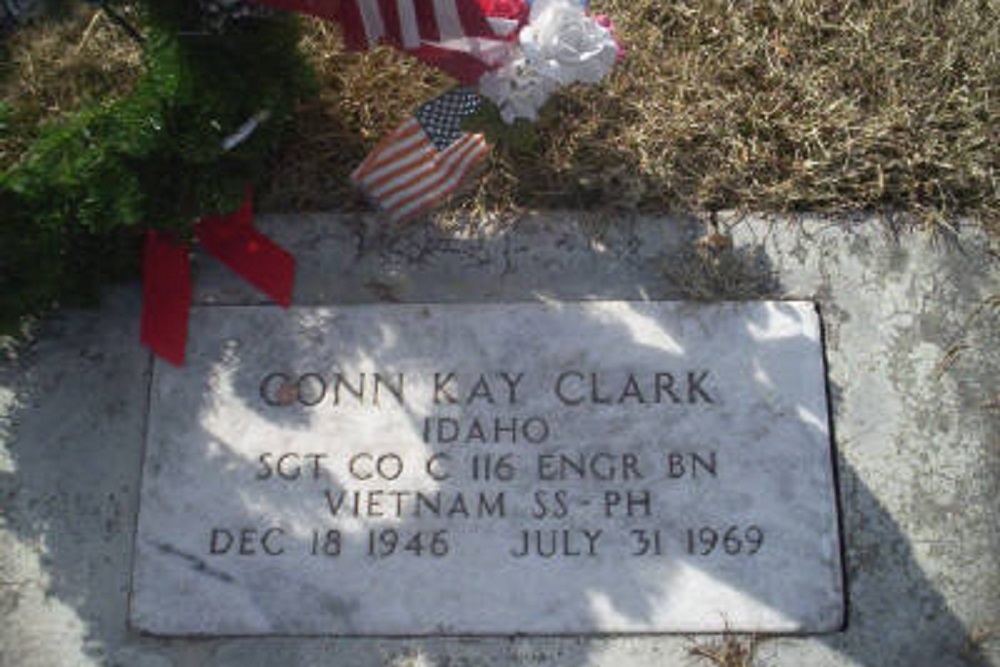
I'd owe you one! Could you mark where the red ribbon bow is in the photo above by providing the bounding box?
[140,189,295,365]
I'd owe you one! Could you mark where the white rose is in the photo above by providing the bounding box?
[479,55,557,123]
[518,0,618,86]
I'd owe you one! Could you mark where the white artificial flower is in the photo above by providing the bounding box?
[476,0,619,123]
[518,0,618,86]
[479,55,557,123]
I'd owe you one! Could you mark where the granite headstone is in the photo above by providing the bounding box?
[131,301,843,635]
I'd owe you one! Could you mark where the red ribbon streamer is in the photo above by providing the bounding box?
[195,191,295,308]
[140,189,295,366]
[140,231,192,367]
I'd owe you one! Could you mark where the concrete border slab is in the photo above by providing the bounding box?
[2,212,997,666]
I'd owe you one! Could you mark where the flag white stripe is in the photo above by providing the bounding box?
[371,145,443,200]
[350,121,425,182]
[364,120,423,162]
[358,141,435,190]
[433,0,464,41]
[390,139,488,220]
[486,16,519,37]
[368,156,437,199]
[358,0,386,46]
[358,142,430,186]
[397,0,421,49]
[382,135,485,210]
[380,136,478,208]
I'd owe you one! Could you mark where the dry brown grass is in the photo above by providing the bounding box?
[3,1,997,230]
[267,0,999,231]
[261,20,452,211]
[0,5,143,168]
[688,633,763,667]
[594,0,999,225]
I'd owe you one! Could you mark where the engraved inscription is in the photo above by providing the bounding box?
[195,367,736,563]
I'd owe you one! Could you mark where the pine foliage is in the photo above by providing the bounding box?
[1,1,316,333]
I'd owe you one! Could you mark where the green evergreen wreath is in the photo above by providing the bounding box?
[1,0,316,333]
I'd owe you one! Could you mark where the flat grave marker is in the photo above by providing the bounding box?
[131,301,843,635]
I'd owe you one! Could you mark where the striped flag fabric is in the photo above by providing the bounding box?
[351,88,490,223]
[339,0,498,49]
[247,0,522,82]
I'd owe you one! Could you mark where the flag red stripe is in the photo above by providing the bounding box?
[365,150,435,197]
[365,150,436,196]
[368,150,439,200]
[384,135,483,208]
[351,119,427,183]
[338,0,369,50]
[378,0,402,45]
[456,0,491,38]
[384,135,487,216]
[351,121,423,181]
[415,0,440,42]
[391,143,488,221]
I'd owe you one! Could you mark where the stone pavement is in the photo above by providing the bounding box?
[1,212,997,666]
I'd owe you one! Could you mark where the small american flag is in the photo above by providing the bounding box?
[351,88,490,223]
